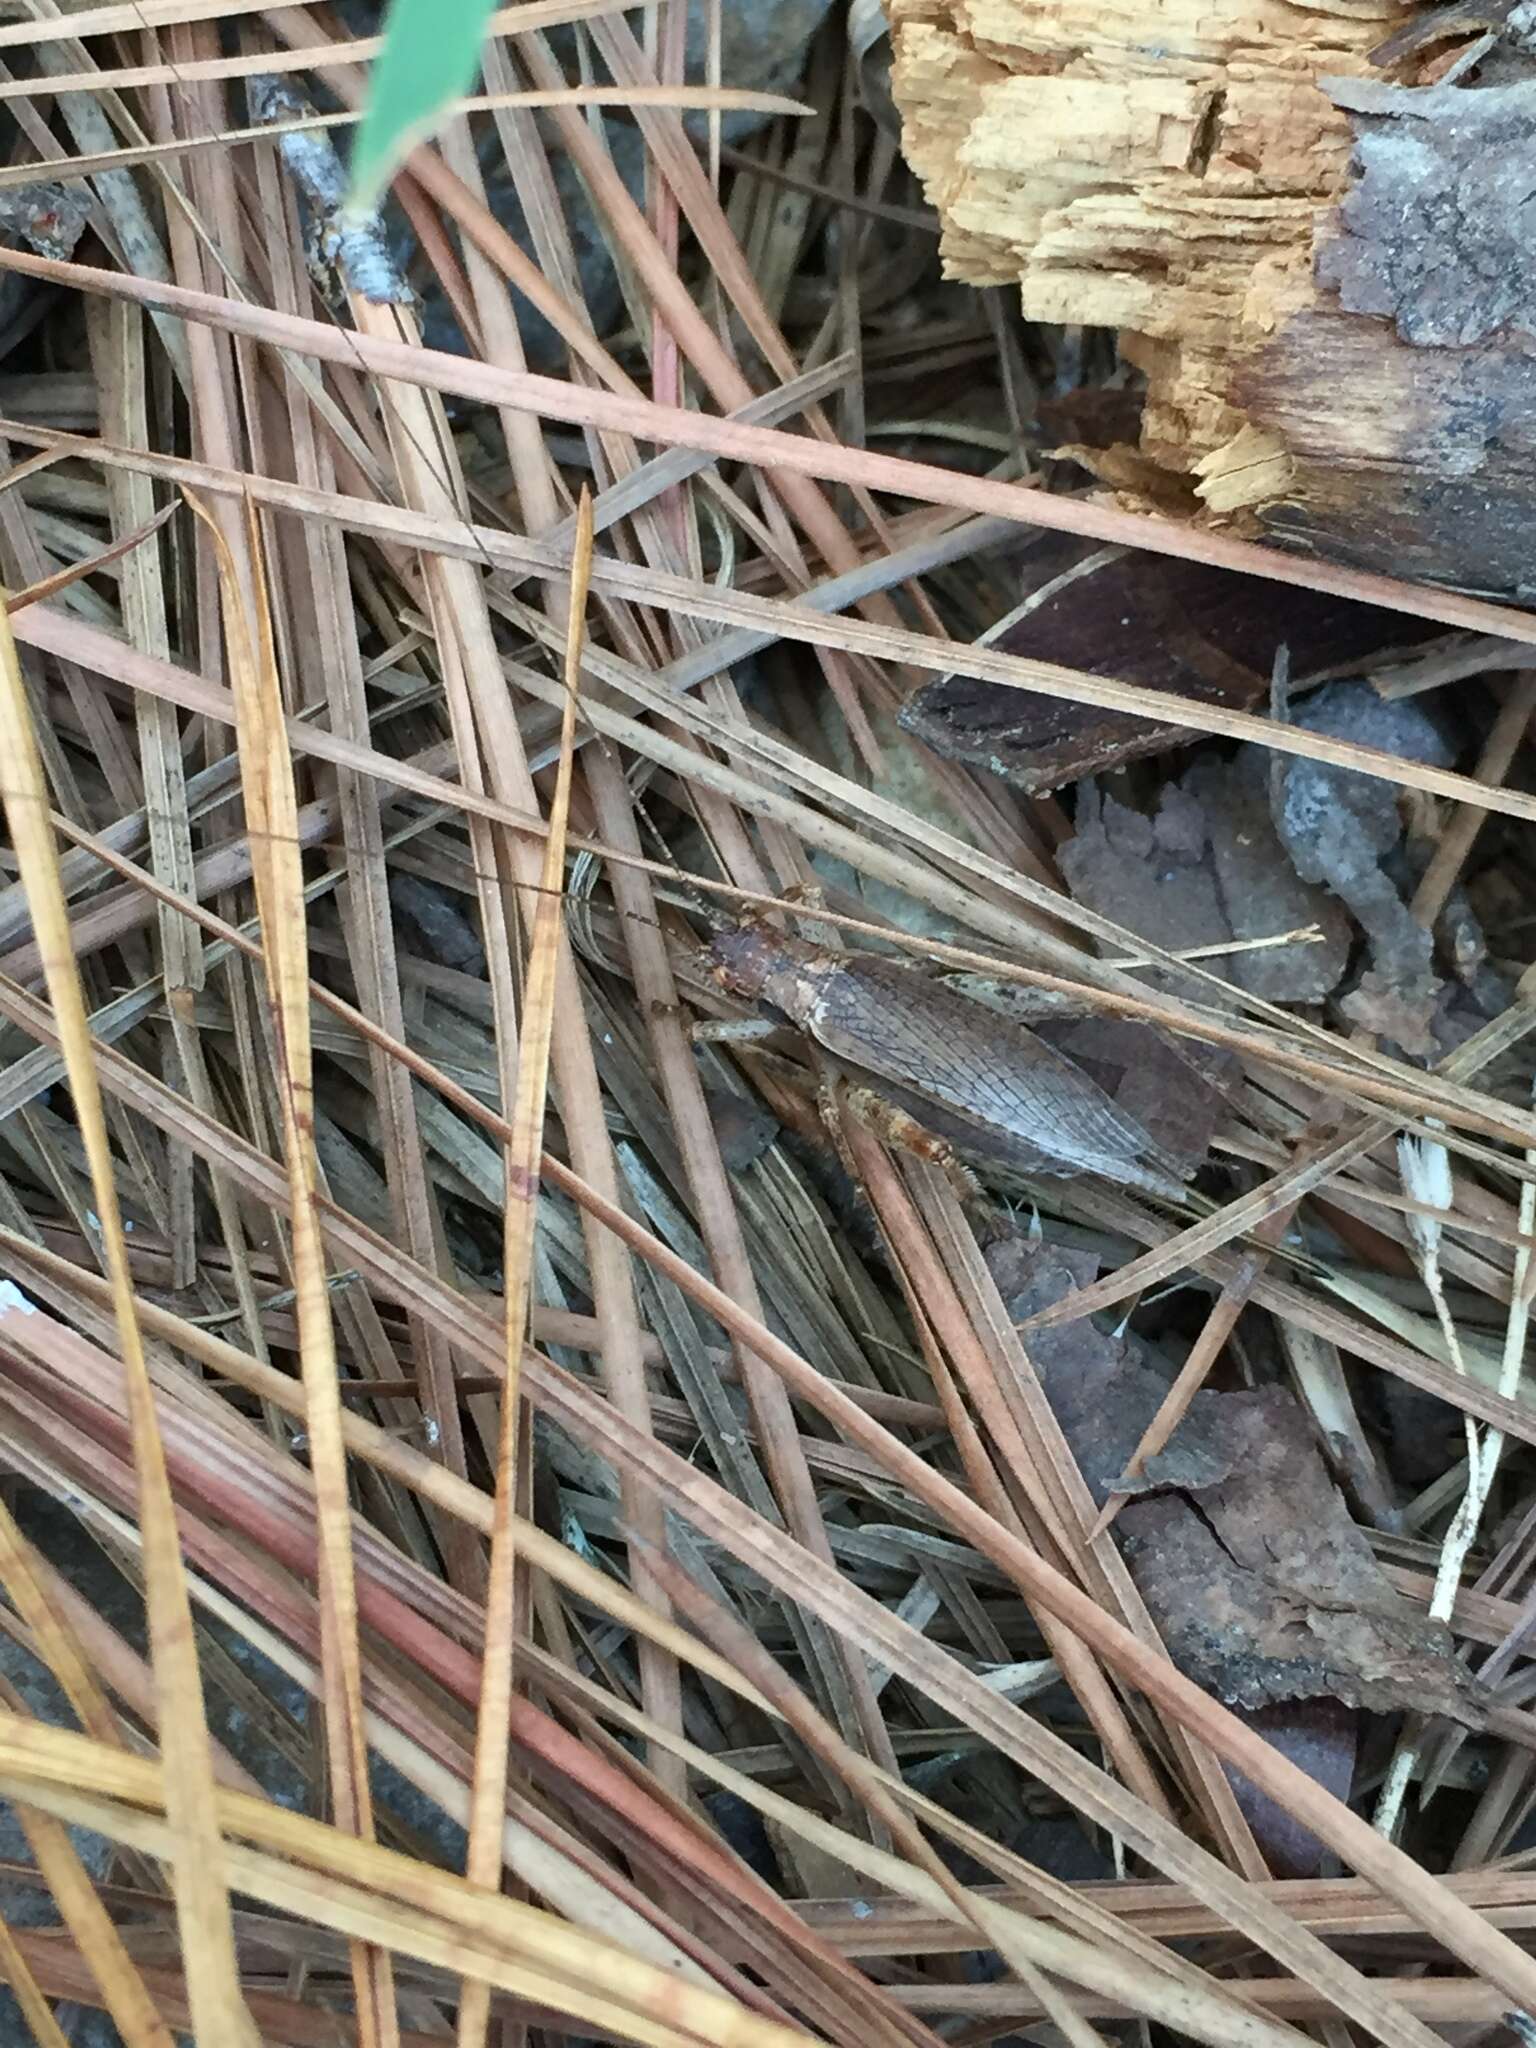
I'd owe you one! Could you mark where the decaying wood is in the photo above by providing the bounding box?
[887,0,1536,593]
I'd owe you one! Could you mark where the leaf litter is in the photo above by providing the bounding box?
[0,5,1535,2046]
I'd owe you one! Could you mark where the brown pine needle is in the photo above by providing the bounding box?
[183,490,394,2044]
[3,500,176,614]
[458,488,591,2048]
[0,599,257,2045]
[6,22,1536,2040]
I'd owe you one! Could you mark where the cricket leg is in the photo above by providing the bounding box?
[818,1068,982,1206]
[690,1016,784,1047]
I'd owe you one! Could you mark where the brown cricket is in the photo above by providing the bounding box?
[708,922,1190,1200]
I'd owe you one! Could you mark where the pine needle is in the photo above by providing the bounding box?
[457,488,591,2047]
[0,598,257,2045]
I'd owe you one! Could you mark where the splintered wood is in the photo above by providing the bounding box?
[888,0,1536,593]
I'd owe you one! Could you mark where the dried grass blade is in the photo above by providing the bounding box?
[0,87,809,189]
[0,1231,779,1719]
[0,1713,174,2048]
[529,1637,1305,2048]
[6,995,1481,2048]
[0,1722,827,2048]
[10,821,1536,1465]
[0,0,619,50]
[0,1490,127,1747]
[0,1156,1498,2044]
[15,414,1536,842]
[0,1,630,86]
[183,490,394,2046]
[458,489,590,2047]
[0,603,256,2041]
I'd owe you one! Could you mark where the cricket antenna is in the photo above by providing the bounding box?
[623,768,737,936]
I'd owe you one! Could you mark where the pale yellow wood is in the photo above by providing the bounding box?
[889,0,1411,518]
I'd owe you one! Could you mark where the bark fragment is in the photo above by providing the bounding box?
[1320,75,1536,347]
[1058,769,1351,1008]
[898,542,1429,795]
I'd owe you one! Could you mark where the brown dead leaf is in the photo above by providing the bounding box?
[1121,1392,1480,1725]
[1059,774,1350,1008]
[1033,1014,1241,1184]
[988,1236,1483,1728]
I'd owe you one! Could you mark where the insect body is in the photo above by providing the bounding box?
[708,923,1189,1200]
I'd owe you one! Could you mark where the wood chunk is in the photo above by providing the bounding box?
[897,542,1432,793]
[889,0,1536,592]
[1237,304,1536,595]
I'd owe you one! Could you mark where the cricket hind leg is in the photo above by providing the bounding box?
[816,1067,983,1209]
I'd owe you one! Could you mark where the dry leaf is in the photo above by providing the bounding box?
[1059,775,1349,1008]
[988,1236,1484,1725]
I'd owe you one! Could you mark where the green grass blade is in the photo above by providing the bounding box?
[346,0,496,216]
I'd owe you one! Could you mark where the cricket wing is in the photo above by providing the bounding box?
[806,958,1170,1177]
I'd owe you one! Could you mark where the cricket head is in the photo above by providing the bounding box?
[708,921,793,1001]
[707,922,823,1026]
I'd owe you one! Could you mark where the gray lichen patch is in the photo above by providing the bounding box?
[1320,72,1536,347]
